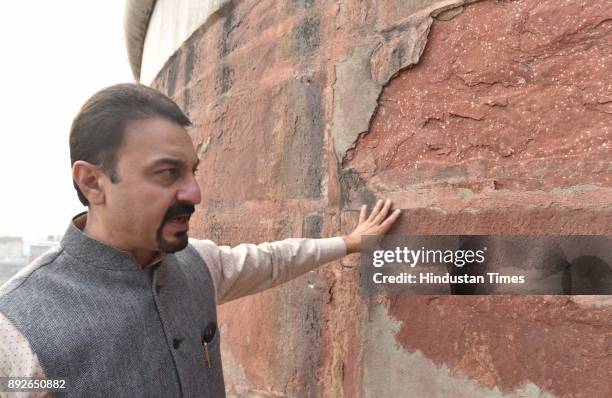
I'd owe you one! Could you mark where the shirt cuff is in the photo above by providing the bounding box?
[318,237,347,264]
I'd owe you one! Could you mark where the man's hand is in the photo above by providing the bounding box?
[342,199,401,254]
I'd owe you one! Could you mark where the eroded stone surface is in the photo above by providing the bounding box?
[385,296,612,398]
[363,302,560,398]
[345,0,612,197]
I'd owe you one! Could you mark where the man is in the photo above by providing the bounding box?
[0,83,400,397]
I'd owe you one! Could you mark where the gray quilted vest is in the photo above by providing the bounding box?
[0,217,225,397]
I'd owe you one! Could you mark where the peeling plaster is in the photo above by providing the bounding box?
[332,44,381,162]
[331,0,482,163]
[363,303,558,398]
[435,5,465,21]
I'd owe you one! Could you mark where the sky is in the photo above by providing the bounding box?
[0,1,134,241]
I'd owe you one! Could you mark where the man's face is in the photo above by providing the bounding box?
[101,117,201,254]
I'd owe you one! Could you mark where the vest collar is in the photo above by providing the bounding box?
[60,212,165,271]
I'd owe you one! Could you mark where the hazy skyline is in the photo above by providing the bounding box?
[0,2,134,240]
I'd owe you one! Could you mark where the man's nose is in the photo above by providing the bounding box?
[177,175,202,205]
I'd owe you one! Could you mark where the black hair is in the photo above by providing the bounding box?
[69,83,191,206]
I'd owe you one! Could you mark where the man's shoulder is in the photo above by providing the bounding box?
[184,238,226,265]
[167,239,211,267]
[169,239,221,273]
[0,246,64,299]
[186,238,218,253]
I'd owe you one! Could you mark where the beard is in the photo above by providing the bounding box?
[156,228,189,253]
[155,202,195,253]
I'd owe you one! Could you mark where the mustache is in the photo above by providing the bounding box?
[163,203,195,223]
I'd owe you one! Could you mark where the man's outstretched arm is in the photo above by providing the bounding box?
[190,199,401,304]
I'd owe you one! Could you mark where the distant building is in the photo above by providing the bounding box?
[0,237,27,287]
[0,237,24,258]
[29,238,60,262]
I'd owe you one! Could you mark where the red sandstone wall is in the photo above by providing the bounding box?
[151,0,611,396]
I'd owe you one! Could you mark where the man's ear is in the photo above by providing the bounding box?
[72,161,106,205]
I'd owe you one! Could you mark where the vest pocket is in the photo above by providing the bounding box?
[201,322,226,397]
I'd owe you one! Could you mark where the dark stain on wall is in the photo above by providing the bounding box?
[302,214,323,238]
[184,43,195,84]
[275,216,294,240]
[293,17,320,57]
[183,42,195,114]
[183,88,190,115]
[166,59,179,98]
[219,1,236,57]
[216,2,236,96]
[292,0,315,9]
[205,213,223,244]
[218,64,234,95]
[273,76,324,199]
[301,300,321,398]
[339,168,376,209]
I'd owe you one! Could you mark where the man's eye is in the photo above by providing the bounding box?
[157,169,178,178]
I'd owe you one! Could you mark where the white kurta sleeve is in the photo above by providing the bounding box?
[188,237,347,304]
[0,312,51,398]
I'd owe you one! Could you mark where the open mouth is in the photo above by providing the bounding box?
[165,214,191,229]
